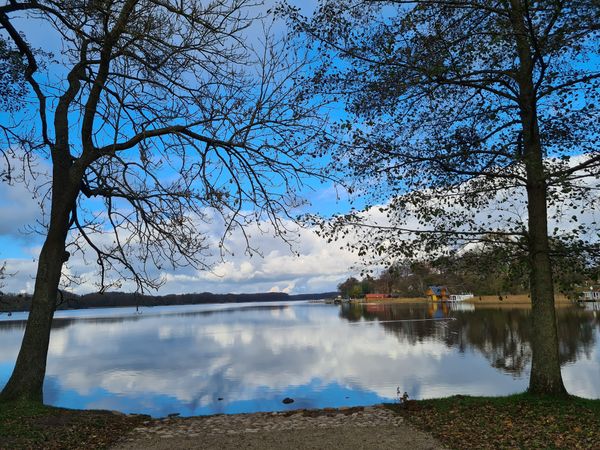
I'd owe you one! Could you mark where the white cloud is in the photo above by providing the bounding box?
[2,145,598,297]
[1,203,362,295]
[1,184,597,297]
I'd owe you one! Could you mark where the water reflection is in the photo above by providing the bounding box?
[0,301,599,417]
[341,303,600,378]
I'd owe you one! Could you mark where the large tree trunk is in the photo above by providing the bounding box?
[520,85,567,396]
[521,90,567,396]
[0,171,77,403]
[508,0,567,397]
[526,175,567,396]
[0,236,66,402]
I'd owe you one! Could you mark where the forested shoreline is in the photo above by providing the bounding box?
[0,290,338,313]
[337,248,599,300]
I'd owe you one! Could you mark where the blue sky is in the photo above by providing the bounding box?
[1,1,598,296]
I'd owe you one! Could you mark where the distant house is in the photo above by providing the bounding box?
[581,288,600,302]
[425,286,450,302]
[365,293,388,300]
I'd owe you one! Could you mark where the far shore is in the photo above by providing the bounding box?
[356,293,574,305]
[0,290,338,314]
[1,292,582,315]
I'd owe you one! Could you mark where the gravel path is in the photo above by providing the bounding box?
[112,405,445,450]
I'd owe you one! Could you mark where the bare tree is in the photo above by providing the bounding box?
[0,0,326,403]
[283,0,600,395]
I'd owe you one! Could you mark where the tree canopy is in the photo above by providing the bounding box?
[284,0,599,259]
[283,0,600,395]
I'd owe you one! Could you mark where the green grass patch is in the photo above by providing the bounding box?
[386,393,600,449]
[0,400,146,449]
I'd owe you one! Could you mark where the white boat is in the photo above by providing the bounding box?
[448,293,474,302]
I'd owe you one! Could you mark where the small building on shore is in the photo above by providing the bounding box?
[425,286,450,302]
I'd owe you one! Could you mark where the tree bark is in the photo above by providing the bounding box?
[0,238,65,402]
[526,176,566,396]
[0,169,78,403]
[520,78,567,396]
[520,73,567,396]
[507,0,567,396]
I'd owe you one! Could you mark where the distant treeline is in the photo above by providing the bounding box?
[0,290,338,313]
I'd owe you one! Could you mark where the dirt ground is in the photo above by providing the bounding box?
[111,405,445,450]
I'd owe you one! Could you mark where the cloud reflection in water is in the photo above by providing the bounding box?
[0,302,598,417]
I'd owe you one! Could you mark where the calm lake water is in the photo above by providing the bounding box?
[1,301,599,417]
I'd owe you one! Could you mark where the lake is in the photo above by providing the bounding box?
[1,301,599,417]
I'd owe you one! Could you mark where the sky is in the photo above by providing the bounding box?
[1,1,598,296]
[0,0,366,296]
[0,165,363,295]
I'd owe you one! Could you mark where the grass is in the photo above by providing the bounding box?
[0,400,147,449]
[386,393,600,449]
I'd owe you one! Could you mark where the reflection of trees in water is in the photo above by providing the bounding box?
[0,304,294,332]
[454,309,532,376]
[0,320,28,331]
[339,303,600,376]
[557,310,598,362]
[0,318,75,332]
[342,303,450,346]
